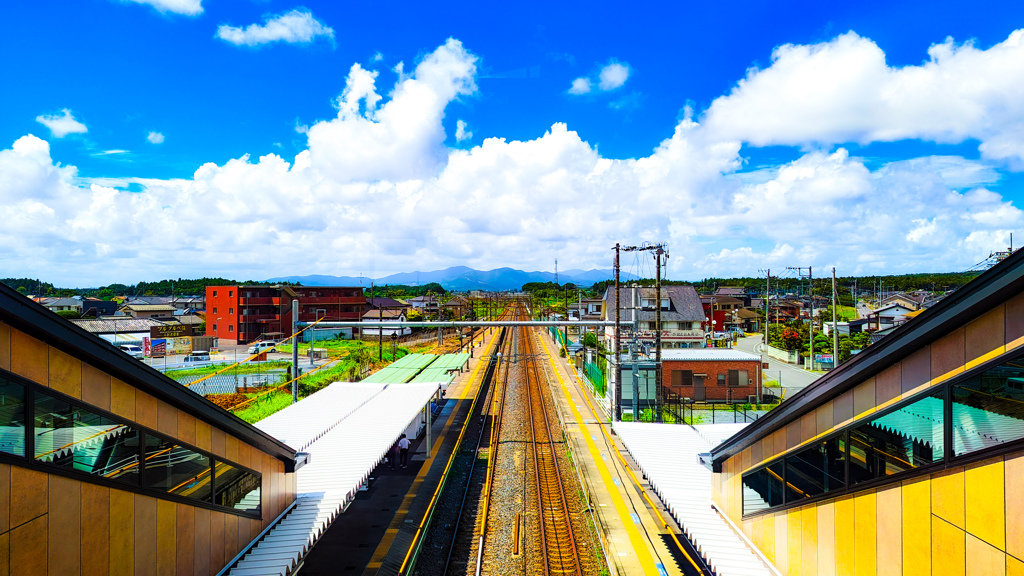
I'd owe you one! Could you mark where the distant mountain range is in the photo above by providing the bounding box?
[265,266,637,291]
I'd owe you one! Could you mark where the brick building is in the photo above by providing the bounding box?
[661,348,762,402]
[206,285,364,345]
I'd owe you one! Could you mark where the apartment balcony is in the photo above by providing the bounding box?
[240,297,276,306]
[298,297,365,306]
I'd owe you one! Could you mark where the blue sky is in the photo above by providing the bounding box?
[3,0,1024,285]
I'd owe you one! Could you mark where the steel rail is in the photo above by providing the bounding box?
[524,324,583,575]
[298,320,616,328]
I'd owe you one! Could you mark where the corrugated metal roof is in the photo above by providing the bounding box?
[661,349,760,362]
[613,422,776,576]
[227,382,439,576]
[70,317,167,334]
[122,304,177,312]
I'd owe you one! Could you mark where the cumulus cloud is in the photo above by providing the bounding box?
[701,30,1024,167]
[147,131,165,144]
[124,0,202,15]
[3,33,1024,285]
[455,120,472,142]
[598,62,630,90]
[568,77,591,95]
[216,9,334,47]
[35,109,87,138]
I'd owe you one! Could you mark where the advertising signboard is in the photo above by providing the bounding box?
[150,324,194,339]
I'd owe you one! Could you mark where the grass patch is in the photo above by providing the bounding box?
[233,391,293,424]
[166,360,290,379]
[275,339,367,355]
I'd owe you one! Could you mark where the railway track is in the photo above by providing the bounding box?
[413,301,602,575]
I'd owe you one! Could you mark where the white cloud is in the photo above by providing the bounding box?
[3,34,1024,285]
[35,109,87,138]
[701,30,1024,167]
[568,77,591,95]
[147,131,165,144]
[372,51,384,62]
[124,0,202,15]
[598,62,630,90]
[455,120,472,142]
[216,9,334,47]
[93,150,129,156]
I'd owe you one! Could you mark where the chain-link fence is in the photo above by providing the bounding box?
[171,372,286,396]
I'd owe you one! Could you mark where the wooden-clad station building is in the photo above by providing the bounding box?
[0,282,299,575]
[710,250,1024,574]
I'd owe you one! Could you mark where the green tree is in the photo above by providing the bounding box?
[55,310,81,320]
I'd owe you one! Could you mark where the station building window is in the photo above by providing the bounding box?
[3,368,261,518]
[741,350,1024,517]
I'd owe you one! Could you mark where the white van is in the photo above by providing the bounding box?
[118,344,145,359]
[247,341,277,355]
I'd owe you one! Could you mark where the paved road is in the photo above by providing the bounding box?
[734,335,820,398]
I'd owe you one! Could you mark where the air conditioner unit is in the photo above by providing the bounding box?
[749,395,758,404]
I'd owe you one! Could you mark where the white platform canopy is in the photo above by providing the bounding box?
[225,381,442,576]
[613,422,777,576]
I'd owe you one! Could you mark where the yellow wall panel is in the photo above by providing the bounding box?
[1008,555,1024,576]
[775,512,788,574]
[196,420,212,452]
[0,531,9,576]
[156,499,176,576]
[0,322,11,372]
[762,512,775,564]
[48,346,82,398]
[901,476,931,576]
[854,491,877,576]
[109,488,134,576]
[876,485,901,576]
[80,483,110,576]
[193,507,210,576]
[175,504,195,576]
[10,516,47,576]
[931,466,965,529]
[48,475,81,575]
[11,467,47,528]
[836,496,855,576]
[109,378,135,421]
[210,511,225,573]
[932,517,965,576]
[134,495,158,575]
[157,400,177,437]
[787,507,802,575]
[801,505,817,575]
[1005,452,1024,559]
[965,458,1005,551]
[0,464,10,534]
[10,328,47,384]
[176,412,196,445]
[817,501,836,576]
[81,364,111,411]
[966,534,1006,576]
[136,390,158,429]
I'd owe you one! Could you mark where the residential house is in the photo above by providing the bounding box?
[661,348,762,402]
[119,303,177,319]
[407,295,440,315]
[40,297,83,314]
[602,285,706,349]
[80,297,117,318]
[714,286,751,307]
[441,294,472,319]
[361,308,412,337]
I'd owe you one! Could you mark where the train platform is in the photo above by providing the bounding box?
[296,328,502,575]
[532,330,705,576]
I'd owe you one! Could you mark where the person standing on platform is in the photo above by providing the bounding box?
[398,433,411,468]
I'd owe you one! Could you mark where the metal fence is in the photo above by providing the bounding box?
[171,372,285,396]
[583,360,606,397]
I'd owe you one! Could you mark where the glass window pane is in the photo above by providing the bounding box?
[951,357,1024,455]
[784,434,847,501]
[0,376,26,457]
[742,460,784,514]
[34,391,139,484]
[849,391,943,485]
[143,434,211,502]
[213,461,261,515]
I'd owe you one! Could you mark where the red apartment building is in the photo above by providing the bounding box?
[206,285,365,344]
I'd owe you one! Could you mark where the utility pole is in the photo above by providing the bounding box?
[787,266,813,369]
[832,267,838,369]
[632,284,640,420]
[654,246,665,422]
[614,244,621,421]
[291,299,299,404]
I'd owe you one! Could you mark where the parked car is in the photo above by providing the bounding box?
[184,351,210,362]
[118,344,145,359]
[247,341,277,355]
